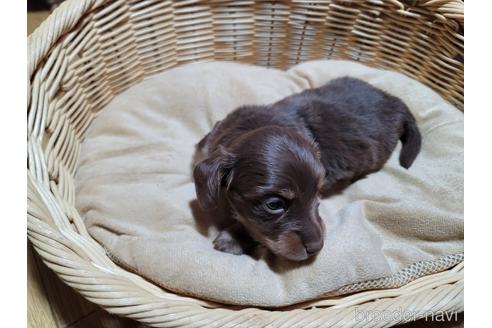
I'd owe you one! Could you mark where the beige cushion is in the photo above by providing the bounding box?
[75,60,463,307]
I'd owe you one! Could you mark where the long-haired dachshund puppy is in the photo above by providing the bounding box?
[193,77,421,261]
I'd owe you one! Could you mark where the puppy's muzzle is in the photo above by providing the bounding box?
[298,215,325,256]
[304,237,324,255]
[267,226,324,262]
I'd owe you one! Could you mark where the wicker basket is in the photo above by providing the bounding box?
[27,0,464,327]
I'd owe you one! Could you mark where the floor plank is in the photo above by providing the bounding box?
[27,11,50,35]
[32,244,99,327]
[69,309,143,328]
[28,243,58,328]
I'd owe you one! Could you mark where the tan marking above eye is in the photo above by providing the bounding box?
[278,189,295,200]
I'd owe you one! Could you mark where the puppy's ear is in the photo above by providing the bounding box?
[193,146,236,210]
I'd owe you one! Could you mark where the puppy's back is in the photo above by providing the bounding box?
[297,77,421,171]
[318,78,421,169]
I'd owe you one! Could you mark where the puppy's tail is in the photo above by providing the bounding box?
[399,113,421,169]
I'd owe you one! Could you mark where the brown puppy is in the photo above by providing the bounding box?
[193,77,421,261]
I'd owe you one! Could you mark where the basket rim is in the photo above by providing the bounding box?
[27,0,464,326]
[28,195,463,325]
[27,0,465,85]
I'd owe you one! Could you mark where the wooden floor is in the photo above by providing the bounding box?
[27,10,50,36]
[28,242,141,328]
[27,9,463,328]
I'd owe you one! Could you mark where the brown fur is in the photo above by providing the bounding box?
[193,77,421,261]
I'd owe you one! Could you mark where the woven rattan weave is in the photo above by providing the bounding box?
[27,1,464,327]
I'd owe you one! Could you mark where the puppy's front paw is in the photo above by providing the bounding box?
[213,231,245,255]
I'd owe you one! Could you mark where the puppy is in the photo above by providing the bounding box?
[193,77,421,261]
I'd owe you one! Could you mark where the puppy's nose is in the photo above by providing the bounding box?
[305,238,324,255]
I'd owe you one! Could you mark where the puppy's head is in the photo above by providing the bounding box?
[194,126,326,261]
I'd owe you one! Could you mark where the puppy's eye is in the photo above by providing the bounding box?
[264,197,287,215]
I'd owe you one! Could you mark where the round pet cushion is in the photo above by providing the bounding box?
[75,60,463,307]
